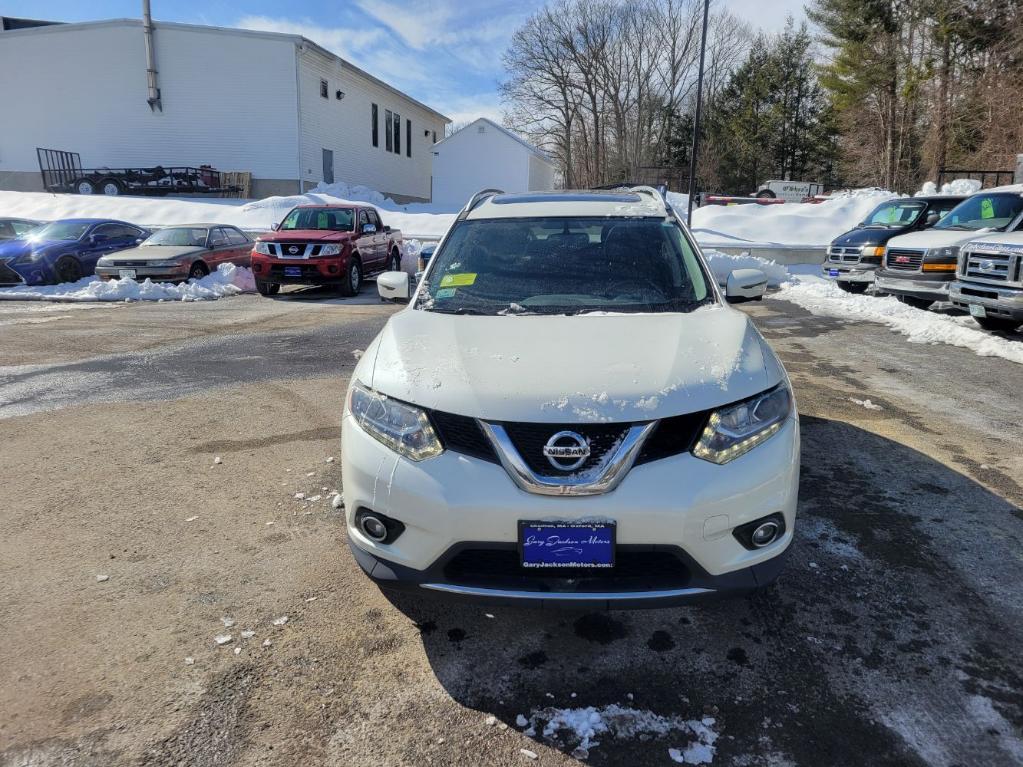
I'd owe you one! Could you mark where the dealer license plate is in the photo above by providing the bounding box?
[519,521,615,569]
[284,266,303,277]
[118,269,136,279]
[969,304,987,318]
[828,269,840,277]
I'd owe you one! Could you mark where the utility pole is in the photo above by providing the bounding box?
[686,0,710,224]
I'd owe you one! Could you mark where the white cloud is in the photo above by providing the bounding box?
[353,0,455,50]
[235,15,386,58]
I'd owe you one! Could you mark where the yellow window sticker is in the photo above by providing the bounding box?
[980,198,995,219]
[440,273,477,287]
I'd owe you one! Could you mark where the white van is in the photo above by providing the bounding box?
[752,180,824,202]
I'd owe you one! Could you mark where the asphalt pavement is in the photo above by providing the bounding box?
[0,291,1020,767]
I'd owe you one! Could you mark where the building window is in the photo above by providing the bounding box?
[432,130,437,144]
[393,112,401,155]
[406,119,412,158]
[320,79,328,99]
[385,109,393,152]
[371,104,378,147]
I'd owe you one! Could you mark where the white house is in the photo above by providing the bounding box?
[431,118,556,206]
[0,18,449,202]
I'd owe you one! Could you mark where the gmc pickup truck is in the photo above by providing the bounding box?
[250,204,403,296]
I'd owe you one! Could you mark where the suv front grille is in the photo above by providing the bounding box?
[267,242,327,258]
[828,246,861,263]
[426,410,709,469]
[886,248,924,271]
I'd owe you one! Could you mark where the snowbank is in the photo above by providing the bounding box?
[776,275,1023,364]
[703,249,791,287]
[690,188,897,247]
[0,263,255,302]
[916,179,983,197]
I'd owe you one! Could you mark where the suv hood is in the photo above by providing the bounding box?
[365,305,781,423]
[259,229,354,242]
[887,229,998,250]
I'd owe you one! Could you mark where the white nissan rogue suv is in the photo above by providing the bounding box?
[341,187,799,608]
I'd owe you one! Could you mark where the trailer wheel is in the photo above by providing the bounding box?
[73,178,97,195]
[100,178,124,196]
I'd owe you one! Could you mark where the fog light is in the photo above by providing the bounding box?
[360,515,388,541]
[328,264,339,274]
[751,521,780,548]
[732,512,786,551]
[354,508,405,544]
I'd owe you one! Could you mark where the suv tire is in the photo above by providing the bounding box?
[337,257,362,297]
[974,315,1020,333]
[897,295,932,310]
[837,281,868,294]
[256,281,280,296]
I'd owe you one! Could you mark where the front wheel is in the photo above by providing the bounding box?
[54,256,84,284]
[897,295,933,310]
[337,258,362,297]
[974,315,1020,333]
[756,190,776,199]
[388,250,402,273]
[188,262,209,280]
[837,281,868,294]
[256,281,280,296]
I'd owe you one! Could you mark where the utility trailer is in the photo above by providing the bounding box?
[36,147,240,197]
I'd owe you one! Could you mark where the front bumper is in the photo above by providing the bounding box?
[821,263,876,283]
[0,259,28,286]
[875,269,951,301]
[950,281,1023,321]
[340,413,800,608]
[95,264,189,282]
[250,255,347,285]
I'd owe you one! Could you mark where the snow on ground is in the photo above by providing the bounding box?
[0,180,455,238]
[702,249,791,288]
[0,263,255,302]
[690,188,897,248]
[915,179,982,197]
[776,275,1023,365]
[523,704,719,762]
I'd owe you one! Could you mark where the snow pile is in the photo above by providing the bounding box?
[776,276,1023,364]
[525,704,719,761]
[0,263,255,302]
[703,249,791,287]
[691,188,897,247]
[916,179,982,197]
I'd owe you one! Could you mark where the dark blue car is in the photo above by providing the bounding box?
[0,218,148,286]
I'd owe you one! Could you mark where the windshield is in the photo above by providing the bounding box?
[860,201,925,227]
[279,207,354,231]
[30,221,90,241]
[934,194,1023,231]
[419,217,711,315]
[143,227,208,247]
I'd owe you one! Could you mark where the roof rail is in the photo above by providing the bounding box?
[457,188,504,220]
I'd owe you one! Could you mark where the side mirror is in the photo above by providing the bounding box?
[90,233,107,244]
[377,271,411,303]
[925,212,940,226]
[384,225,392,233]
[362,223,377,234]
[272,222,281,231]
[725,268,767,303]
[135,238,144,245]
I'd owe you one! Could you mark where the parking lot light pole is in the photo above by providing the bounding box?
[687,0,710,224]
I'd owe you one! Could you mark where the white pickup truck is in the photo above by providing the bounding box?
[949,233,1023,332]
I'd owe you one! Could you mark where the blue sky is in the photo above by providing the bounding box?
[3,0,807,124]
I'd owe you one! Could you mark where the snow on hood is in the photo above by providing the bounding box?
[365,305,779,422]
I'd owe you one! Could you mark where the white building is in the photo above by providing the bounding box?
[431,118,556,206]
[0,18,449,202]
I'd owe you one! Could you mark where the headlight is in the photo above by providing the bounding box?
[254,242,272,255]
[693,384,792,465]
[927,246,959,259]
[348,382,443,461]
[12,250,44,265]
[319,244,341,256]
[144,259,186,268]
[861,246,885,257]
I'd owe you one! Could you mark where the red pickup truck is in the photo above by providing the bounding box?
[250,204,403,296]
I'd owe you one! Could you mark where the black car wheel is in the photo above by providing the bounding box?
[188,262,210,280]
[974,316,1020,333]
[256,281,281,296]
[837,281,868,294]
[897,295,933,310]
[338,257,362,297]
[389,250,402,272]
[54,256,83,284]
[756,190,776,199]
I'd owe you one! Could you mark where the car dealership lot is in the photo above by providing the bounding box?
[1,294,1021,766]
